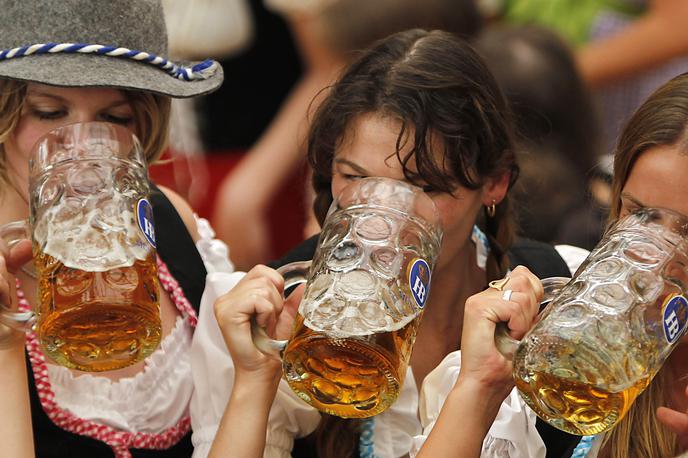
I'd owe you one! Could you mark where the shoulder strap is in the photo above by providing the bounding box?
[150,185,206,313]
[508,238,572,278]
[508,238,580,457]
[268,234,319,269]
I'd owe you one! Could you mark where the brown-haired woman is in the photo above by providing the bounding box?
[195,28,581,458]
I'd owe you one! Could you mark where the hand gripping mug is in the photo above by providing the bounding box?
[0,122,162,372]
[253,177,443,418]
[496,207,688,435]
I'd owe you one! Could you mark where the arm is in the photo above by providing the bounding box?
[0,340,34,458]
[578,0,688,87]
[211,14,343,271]
[208,365,282,458]
[207,265,300,458]
[0,240,35,458]
[416,266,544,458]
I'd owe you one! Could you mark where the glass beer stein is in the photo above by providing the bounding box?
[253,177,443,418]
[497,207,688,435]
[0,122,162,372]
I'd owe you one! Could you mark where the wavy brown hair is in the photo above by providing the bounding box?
[603,73,688,458]
[0,79,171,188]
[306,28,518,457]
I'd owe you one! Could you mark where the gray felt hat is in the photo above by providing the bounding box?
[0,0,224,98]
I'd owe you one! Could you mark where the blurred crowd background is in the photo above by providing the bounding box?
[152,0,688,271]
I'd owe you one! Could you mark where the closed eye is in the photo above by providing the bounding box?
[100,113,134,125]
[32,109,66,120]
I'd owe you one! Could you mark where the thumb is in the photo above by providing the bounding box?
[657,406,688,435]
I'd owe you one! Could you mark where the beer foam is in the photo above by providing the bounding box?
[303,295,419,337]
[35,193,151,272]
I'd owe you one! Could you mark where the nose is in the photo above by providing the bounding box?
[74,113,100,124]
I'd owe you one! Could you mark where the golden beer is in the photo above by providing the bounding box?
[516,371,650,435]
[35,250,161,372]
[283,311,422,418]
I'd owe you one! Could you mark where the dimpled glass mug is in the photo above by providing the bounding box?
[0,122,161,371]
[497,207,688,435]
[253,177,443,418]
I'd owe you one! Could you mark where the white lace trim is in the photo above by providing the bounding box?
[48,315,194,433]
[195,216,235,273]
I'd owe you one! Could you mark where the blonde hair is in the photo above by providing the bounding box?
[603,73,688,457]
[602,368,676,457]
[0,79,171,187]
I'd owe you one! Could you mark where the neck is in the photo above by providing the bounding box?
[420,240,487,347]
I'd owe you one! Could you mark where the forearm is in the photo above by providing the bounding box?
[416,377,509,458]
[578,7,688,87]
[0,341,34,458]
[208,371,281,458]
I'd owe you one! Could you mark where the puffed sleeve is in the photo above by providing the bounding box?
[190,220,321,457]
[194,217,235,274]
[409,351,546,458]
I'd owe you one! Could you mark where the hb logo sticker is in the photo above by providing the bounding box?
[137,198,156,248]
[663,294,688,344]
[409,258,431,309]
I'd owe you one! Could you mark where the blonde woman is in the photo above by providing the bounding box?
[418,72,688,457]
[0,0,230,456]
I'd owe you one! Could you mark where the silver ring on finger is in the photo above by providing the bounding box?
[502,289,513,301]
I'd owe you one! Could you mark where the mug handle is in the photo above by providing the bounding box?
[0,220,37,336]
[494,276,570,359]
[250,260,312,359]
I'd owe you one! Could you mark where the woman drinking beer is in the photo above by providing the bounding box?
[192,28,583,457]
[0,0,233,456]
[416,73,688,457]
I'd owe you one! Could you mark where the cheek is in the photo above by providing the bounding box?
[331,174,348,201]
[10,119,51,158]
[431,194,482,240]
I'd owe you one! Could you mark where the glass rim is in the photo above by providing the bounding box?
[330,176,443,246]
[29,121,145,174]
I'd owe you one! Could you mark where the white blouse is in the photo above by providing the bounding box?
[189,269,321,458]
[49,316,194,433]
[47,217,232,436]
[189,230,589,458]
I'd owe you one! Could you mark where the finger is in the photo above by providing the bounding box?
[242,277,285,316]
[511,266,544,301]
[253,296,280,331]
[657,406,688,435]
[478,295,532,340]
[244,265,285,295]
[7,239,32,274]
[505,302,532,339]
[498,270,541,321]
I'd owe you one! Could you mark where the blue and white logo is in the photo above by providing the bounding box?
[137,198,156,248]
[662,294,688,344]
[408,258,431,309]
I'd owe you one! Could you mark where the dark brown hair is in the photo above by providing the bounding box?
[309,28,518,281]
[306,29,518,457]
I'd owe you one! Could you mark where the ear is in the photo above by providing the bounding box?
[481,170,511,206]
